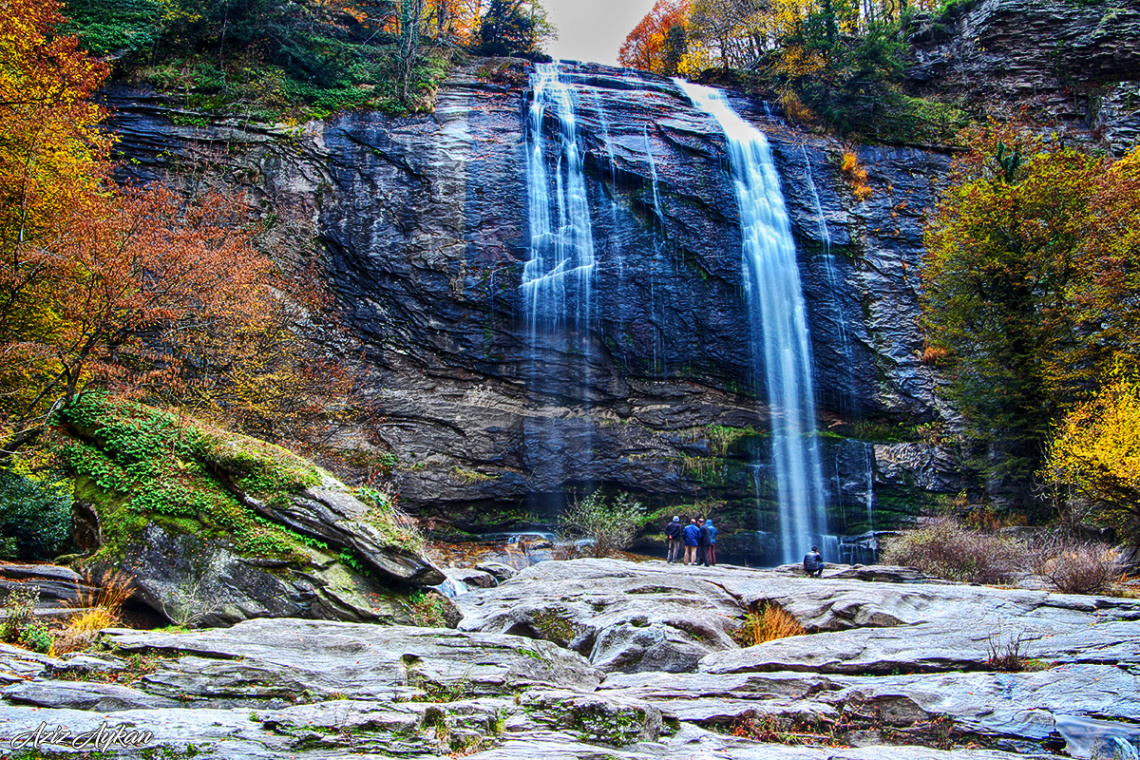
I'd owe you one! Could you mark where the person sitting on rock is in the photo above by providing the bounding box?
[665,516,683,563]
[682,518,701,565]
[705,518,718,566]
[804,546,824,577]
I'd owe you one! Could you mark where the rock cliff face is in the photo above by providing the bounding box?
[105,64,961,550]
[105,0,1137,551]
[905,0,1140,153]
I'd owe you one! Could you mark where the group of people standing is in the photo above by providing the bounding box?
[664,516,717,566]
[664,518,827,576]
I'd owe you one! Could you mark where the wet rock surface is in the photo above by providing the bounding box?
[4,558,1137,758]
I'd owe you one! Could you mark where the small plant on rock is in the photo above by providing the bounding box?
[1,585,50,652]
[986,631,1030,672]
[732,602,806,647]
[404,589,453,628]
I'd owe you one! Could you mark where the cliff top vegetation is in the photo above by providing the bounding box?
[63,0,555,119]
[619,0,1115,142]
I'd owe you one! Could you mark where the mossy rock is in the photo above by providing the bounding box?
[59,393,444,626]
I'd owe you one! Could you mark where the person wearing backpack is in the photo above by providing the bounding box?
[664,516,683,563]
[705,518,718,566]
[696,517,711,566]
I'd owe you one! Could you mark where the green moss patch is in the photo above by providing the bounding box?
[59,393,322,562]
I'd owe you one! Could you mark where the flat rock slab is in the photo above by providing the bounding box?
[102,618,603,703]
[463,724,1060,759]
[599,664,1139,747]
[456,558,747,673]
[700,619,1140,676]
[2,680,180,711]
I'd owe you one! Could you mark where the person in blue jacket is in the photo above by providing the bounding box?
[804,546,824,577]
[706,518,718,566]
[682,518,701,565]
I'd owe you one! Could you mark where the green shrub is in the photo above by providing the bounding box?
[557,491,646,558]
[19,624,53,654]
[0,585,40,646]
[0,468,72,561]
[880,517,1027,584]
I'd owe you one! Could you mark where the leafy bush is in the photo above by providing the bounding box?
[880,517,1028,584]
[1,585,41,649]
[557,490,646,559]
[0,468,72,561]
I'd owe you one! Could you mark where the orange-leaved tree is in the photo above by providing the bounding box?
[0,0,367,459]
[0,0,112,453]
[618,0,691,75]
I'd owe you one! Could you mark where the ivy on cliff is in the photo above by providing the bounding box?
[58,393,322,561]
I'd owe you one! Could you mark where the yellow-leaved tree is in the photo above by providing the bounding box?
[1045,370,1140,548]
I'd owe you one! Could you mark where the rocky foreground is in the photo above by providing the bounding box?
[2,558,1139,759]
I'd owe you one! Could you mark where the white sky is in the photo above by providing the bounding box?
[542,0,658,66]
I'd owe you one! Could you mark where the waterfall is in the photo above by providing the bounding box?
[523,63,596,338]
[521,62,599,499]
[678,81,828,565]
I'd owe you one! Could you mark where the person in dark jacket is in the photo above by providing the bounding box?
[804,546,824,577]
[696,517,711,566]
[682,518,701,565]
[706,518,718,566]
[664,516,683,563]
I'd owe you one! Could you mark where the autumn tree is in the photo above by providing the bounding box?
[1045,371,1140,547]
[475,0,555,56]
[0,0,368,459]
[921,125,1140,511]
[618,0,691,75]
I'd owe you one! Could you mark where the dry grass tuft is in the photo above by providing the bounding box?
[733,602,806,647]
[55,571,134,654]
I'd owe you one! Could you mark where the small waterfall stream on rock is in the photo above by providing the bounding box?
[679,81,829,565]
[801,145,858,418]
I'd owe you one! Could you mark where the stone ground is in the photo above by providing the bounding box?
[2,559,1139,759]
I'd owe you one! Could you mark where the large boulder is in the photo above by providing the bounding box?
[456,558,746,673]
[59,394,444,626]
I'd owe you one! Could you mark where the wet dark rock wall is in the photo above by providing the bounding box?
[104,64,964,545]
[103,0,1140,547]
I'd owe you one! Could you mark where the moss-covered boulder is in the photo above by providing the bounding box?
[58,393,445,627]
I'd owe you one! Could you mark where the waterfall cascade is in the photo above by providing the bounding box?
[521,63,599,499]
[678,81,829,565]
[801,146,858,418]
[523,63,597,340]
